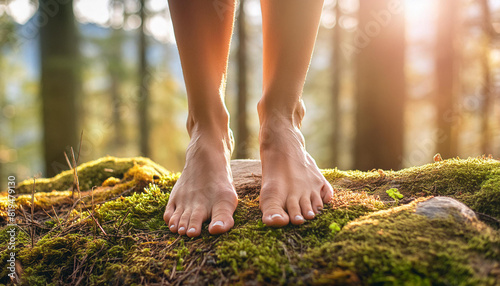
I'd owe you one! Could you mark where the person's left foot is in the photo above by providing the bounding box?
[258,101,334,227]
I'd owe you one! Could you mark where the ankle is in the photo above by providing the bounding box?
[187,107,230,134]
[187,113,234,153]
[257,97,305,128]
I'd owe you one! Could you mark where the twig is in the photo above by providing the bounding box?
[170,261,177,280]
[52,206,62,229]
[115,209,132,234]
[194,256,207,282]
[62,196,85,228]
[89,212,107,236]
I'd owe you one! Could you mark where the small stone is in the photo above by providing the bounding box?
[415,196,477,223]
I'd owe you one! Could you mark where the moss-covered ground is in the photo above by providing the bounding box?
[1,156,499,285]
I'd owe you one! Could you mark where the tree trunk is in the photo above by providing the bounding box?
[0,56,4,188]
[235,0,250,159]
[479,0,493,155]
[40,0,80,176]
[138,0,150,157]
[330,2,342,166]
[354,0,406,170]
[109,29,125,149]
[435,0,459,159]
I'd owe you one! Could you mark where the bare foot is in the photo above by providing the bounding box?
[163,125,238,237]
[258,101,334,227]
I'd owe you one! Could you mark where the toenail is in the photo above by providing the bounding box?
[307,211,315,218]
[271,214,283,219]
[295,215,304,221]
[187,228,196,233]
[212,221,224,227]
[178,227,185,232]
[170,224,175,229]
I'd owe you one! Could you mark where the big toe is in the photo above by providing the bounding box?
[209,199,237,235]
[261,200,289,227]
[321,182,334,203]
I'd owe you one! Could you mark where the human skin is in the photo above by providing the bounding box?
[163,0,333,237]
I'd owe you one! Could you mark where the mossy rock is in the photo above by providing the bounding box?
[0,157,499,285]
[13,156,170,194]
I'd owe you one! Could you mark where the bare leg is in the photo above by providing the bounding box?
[258,0,334,226]
[163,0,238,237]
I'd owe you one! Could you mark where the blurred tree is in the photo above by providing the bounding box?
[138,0,151,157]
[354,0,406,170]
[479,0,495,155]
[108,28,127,149]
[235,0,250,159]
[435,0,459,159]
[0,15,17,188]
[330,1,342,165]
[103,0,128,151]
[40,0,81,176]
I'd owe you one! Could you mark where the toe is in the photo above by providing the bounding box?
[321,181,334,203]
[186,211,206,238]
[177,210,191,235]
[299,197,315,220]
[209,199,236,235]
[287,198,305,225]
[164,203,175,224]
[261,200,289,227]
[311,193,324,214]
[168,207,183,233]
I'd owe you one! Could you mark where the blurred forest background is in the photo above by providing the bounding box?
[0,0,500,185]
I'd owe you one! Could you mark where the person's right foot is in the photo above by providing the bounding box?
[163,124,238,237]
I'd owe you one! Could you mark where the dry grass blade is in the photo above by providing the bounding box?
[71,147,81,195]
[64,151,74,198]
[62,197,84,227]
[70,147,83,216]
[76,130,83,164]
[31,177,35,248]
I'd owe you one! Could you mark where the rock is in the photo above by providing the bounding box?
[231,159,262,196]
[415,196,477,222]
[309,199,500,285]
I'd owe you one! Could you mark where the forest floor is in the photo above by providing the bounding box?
[1,156,500,285]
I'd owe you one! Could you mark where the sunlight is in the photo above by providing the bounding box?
[492,49,500,65]
[147,14,176,44]
[146,0,168,13]
[7,0,36,25]
[405,0,436,27]
[405,0,437,41]
[74,0,111,26]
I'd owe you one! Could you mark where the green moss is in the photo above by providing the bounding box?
[94,183,171,232]
[470,169,500,218]
[304,200,500,285]
[1,156,499,285]
[323,157,500,218]
[14,156,171,194]
[17,234,108,285]
[0,225,30,282]
[215,196,387,284]
[386,188,403,201]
